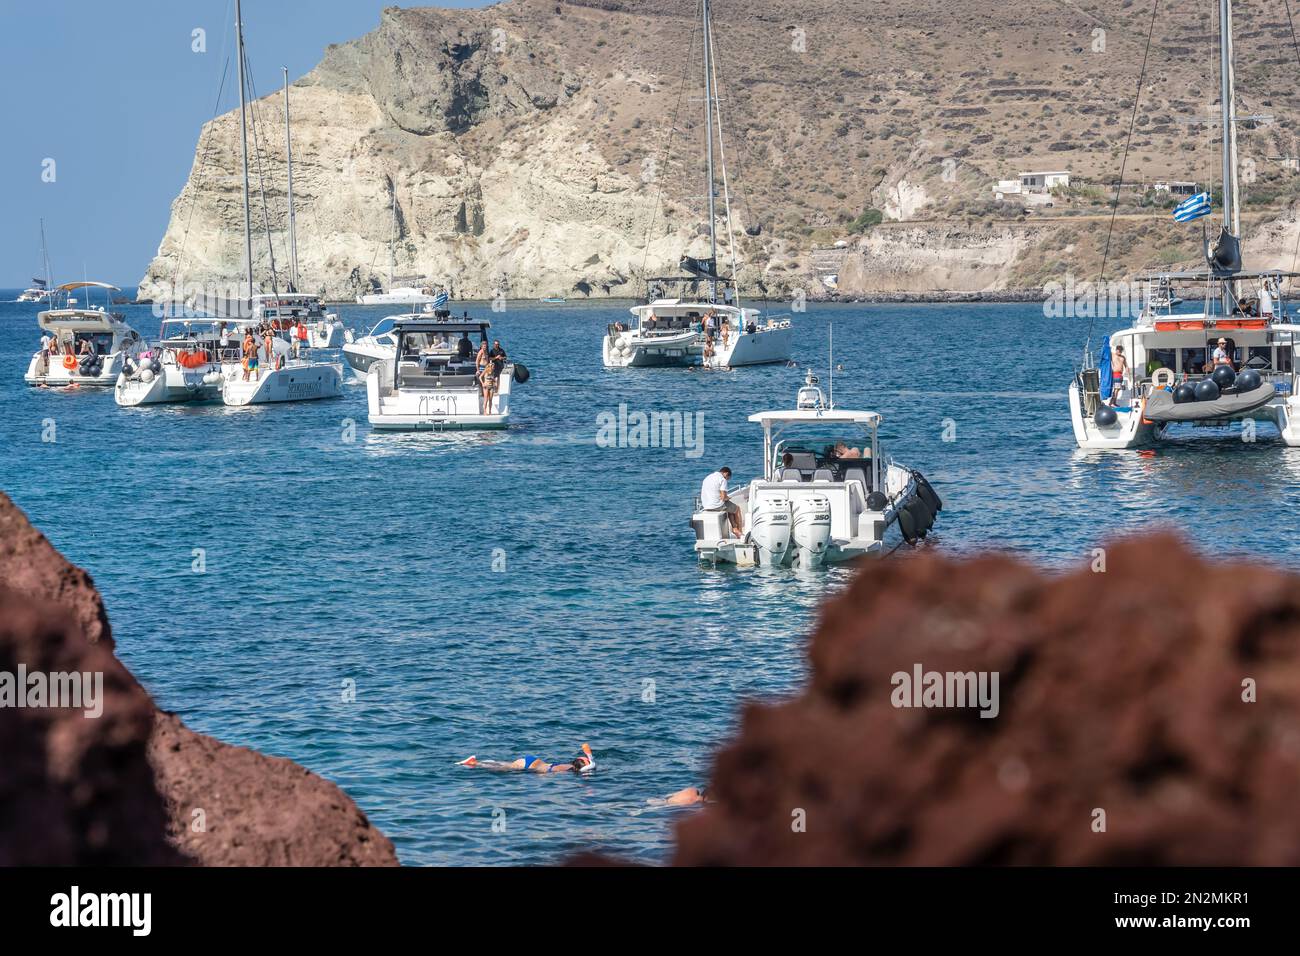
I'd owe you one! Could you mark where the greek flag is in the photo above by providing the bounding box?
[432,289,449,309]
[1173,191,1212,223]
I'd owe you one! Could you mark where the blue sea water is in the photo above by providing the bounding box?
[3,292,1300,865]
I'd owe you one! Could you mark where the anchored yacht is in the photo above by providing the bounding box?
[24,282,146,387]
[17,220,55,303]
[115,317,258,406]
[367,314,527,430]
[342,316,400,379]
[1069,0,1300,449]
[605,0,793,370]
[692,372,941,567]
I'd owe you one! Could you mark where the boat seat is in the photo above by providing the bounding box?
[779,469,802,482]
[844,467,871,492]
[812,468,834,483]
[786,452,817,472]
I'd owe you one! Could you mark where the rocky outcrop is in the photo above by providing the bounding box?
[671,534,1300,865]
[0,493,398,866]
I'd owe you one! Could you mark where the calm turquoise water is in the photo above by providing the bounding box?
[3,293,1299,865]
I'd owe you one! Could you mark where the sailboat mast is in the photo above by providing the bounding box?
[235,0,254,298]
[39,218,51,289]
[702,0,718,303]
[283,67,299,292]
[1219,0,1239,239]
[389,190,397,288]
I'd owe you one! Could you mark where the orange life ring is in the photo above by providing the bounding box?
[62,354,77,370]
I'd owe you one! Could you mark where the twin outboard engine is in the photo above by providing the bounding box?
[750,497,792,567]
[790,495,832,568]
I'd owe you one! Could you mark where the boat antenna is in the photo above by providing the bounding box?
[235,0,254,300]
[828,323,834,409]
[283,66,299,293]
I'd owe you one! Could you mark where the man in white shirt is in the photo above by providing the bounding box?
[1212,337,1232,368]
[701,466,742,537]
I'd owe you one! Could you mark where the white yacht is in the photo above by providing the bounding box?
[341,315,399,379]
[24,282,147,387]
[115,317,254,406]
[357,190,441,305]
[1069,0,1300,449]
[17,220,55,303]
[605,0,793,369]
[367,314,527,430]
[691,371,940,567]
[17,279,53,304]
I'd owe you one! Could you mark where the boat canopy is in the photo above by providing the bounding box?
[393,317,490,335]
[55,281,120,292]
[749,409,881,427]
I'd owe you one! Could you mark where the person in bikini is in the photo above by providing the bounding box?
[457,743,595,775]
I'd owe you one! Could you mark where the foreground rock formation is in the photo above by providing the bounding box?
[0,493,397,866]
[672,534,1300,865]
[141,0,1300,301]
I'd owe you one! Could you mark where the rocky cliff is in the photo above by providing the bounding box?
[140,0,1300,300]
[0,493,398,866]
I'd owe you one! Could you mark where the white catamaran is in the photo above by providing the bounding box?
[603,0,793,370]
[1069,0,1300,449]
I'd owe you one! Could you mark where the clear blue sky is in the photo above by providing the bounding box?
[0,0,492,288]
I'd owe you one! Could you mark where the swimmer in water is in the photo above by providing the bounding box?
[458,742,595,774]
[648,785,710,807]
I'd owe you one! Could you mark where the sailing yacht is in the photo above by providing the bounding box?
[1068,0,1300,449]
[603,0,793,369]
[357,191,440,305]
[205,1,342,407]
[17,221,55,303]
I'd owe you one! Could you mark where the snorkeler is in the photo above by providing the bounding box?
[648,785,710,807]
[457,743,595,774]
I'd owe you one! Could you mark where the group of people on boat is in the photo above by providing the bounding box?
[1110,336,1240,406]
[474,337,508,415]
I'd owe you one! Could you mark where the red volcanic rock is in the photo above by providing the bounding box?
[0,590,185,865]
[673,534,1300,866]
[0,492,398,866]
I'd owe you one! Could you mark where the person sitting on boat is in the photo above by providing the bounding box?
[701,466,743,537]
[1213,337,1234,369]
[457,743,595,775]
[78,338,96,357]
[1109,344,1128,405]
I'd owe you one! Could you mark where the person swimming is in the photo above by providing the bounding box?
[647,785,710,807]
[457,743,595,775]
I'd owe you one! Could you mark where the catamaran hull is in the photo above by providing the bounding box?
[115,367,221,406]
[221,363,344,406]
[710,323,794,367]
[603,332,702,368]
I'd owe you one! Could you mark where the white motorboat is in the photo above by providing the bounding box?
[24,282,147,387]
[341,315,399,379]
[358,285,441,306]
[367,314,527,430]
[691,371,941,567]
[1069,0,1300,449]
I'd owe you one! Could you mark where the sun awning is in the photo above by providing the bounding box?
[55,281,120,292]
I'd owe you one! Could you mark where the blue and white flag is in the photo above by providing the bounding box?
[1173,191,1212,223]
[432,289,449,309]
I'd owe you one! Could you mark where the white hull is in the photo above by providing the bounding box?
[220,361,344,406]
[357,290,438,305]
[115,364,221,406]
[710,321,794,367]
[25,352,126,387]
[342,341,393,378]
[307,319,346,349]
[367,359,512,430]
[602,329,701,368]
[694,464,918,566]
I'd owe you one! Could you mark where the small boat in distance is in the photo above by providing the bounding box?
[24,282,147,387]
[691,370,940,567]
[539,296,567,304]
[357,191,441,305]
[367,312,527,430]
[17,220,55,303]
